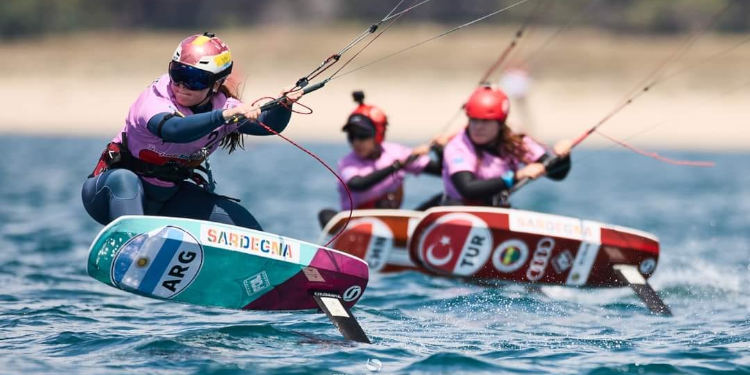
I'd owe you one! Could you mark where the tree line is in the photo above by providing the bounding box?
[2,0,746,39]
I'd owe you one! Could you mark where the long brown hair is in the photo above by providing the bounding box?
[218,70,246,154]
[497,124,528,162]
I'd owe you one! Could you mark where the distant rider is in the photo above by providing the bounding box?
[82,32,302,230]
[318,91,445,227]
[441,85,572,206]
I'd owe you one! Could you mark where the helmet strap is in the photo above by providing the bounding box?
[211,77,226,94]
[197,89,214,107]
[369,144,384,160]
[194,77,226,109]
[189,84,217,112]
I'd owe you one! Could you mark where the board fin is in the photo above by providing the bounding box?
[612,264,672,316]
[312,292,371,343]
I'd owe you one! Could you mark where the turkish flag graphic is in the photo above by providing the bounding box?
[420,218,473,273]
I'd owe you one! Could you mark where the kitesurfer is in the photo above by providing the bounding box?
[82,32,302,230]
[441,85,572,206]
[318,91,446,227]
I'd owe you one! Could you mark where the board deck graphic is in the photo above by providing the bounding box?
[318,206,669,314]
[409,207,660,287]
[321,207,660,287]
[88,216,372,342]
[319,210,422,272]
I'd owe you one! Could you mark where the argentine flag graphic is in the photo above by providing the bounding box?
[111,226,204,299]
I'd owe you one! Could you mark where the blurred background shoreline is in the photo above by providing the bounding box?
[0,0,747,151]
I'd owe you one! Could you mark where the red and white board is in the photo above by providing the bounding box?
[318,210,422,273]
[320,207,660,287]
[319,206,669,314]
[409,207,660,287]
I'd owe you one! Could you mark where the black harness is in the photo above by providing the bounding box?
[90,132,214,190]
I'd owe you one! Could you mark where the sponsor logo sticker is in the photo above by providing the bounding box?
[551,250,574,274]
[492,239,529,273]
[243,271,271,296]
[418,213,492,276]
[565,241,601,286]
[366,235,392,271]
[509,211,601,242]
[213,51,232,68]
[527,237,555,281]
[331,217,394,272]
[348,218,394,272]
[111,226,204,299]
[201,224,300,263]
[320,296,349,317]
[342,285,362,302]
[302,267,325,282]
[639,258,656,275]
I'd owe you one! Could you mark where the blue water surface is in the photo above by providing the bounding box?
[0,135,747,375]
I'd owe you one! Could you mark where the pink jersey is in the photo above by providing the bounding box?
[112,74,242,187]
[338,142,431,210]
[442,131,547,201]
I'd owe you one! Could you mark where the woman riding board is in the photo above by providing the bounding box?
[82,32,302,230]
[318,91,445,227]
[442,85,572,206]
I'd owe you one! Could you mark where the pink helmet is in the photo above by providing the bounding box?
[169,32,233,90]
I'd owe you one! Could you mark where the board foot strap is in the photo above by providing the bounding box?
[312,291,371,343]
[612,264,672,316]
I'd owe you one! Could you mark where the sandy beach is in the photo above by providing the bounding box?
[0,25,747,150]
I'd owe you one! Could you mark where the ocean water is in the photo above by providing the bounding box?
[0,135,747,375]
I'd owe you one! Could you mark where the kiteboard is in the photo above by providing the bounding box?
[87,216,371,343]
[318,209,422,273]
[320,206,670,315]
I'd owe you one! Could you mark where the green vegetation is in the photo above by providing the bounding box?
[1,0,746,39]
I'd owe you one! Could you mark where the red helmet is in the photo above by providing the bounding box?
[342,91,388,144]
[465,86,510,122]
